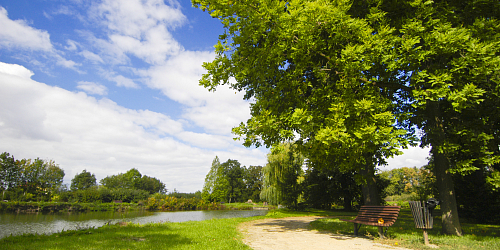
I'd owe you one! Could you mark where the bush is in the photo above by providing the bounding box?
[145,196,220,211]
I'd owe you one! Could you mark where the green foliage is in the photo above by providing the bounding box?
[243,165,263,202]
[146,193,220,211]
[100,168,166,195]
[380,167,427,197]
[202,157,259,203]
[169,189,202,199]
[302,167,362,210]
[221,159,245,203]
[57,187,149,203]
[261,143,304,208]
[0,201,140,213]
[202,156,228,202]
[0,153,65,201]
[0,152,19,193]
[454,169,500,224]
[70,169,97,191]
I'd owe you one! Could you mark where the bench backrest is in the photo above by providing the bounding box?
[355,205,401,226]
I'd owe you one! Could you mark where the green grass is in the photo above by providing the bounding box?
[310,209,500,250]
[0,219,252,250]
[1,208,499,249]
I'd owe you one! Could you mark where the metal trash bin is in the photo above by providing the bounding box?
[409,198,440,245]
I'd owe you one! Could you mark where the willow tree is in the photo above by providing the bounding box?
[193,0,500,235]
[261,143,304,207]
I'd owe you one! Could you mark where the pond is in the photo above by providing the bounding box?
[0,210,268,239]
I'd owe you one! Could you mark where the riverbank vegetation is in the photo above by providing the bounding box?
[0,200,142,213]
[1,208,499,250]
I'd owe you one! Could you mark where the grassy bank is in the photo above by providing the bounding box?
[1,208,499,249]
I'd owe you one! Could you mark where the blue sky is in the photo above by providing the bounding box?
[0,0,429,193]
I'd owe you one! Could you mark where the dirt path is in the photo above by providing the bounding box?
[239,217,410,250]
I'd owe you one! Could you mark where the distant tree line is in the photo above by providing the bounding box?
[0,152,182,204]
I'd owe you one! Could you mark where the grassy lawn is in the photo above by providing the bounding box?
[310,209,500,250]
[1,208,499,249]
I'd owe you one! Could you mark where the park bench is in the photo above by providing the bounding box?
[340,205,401,238]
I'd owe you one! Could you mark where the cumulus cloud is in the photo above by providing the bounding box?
[77,81,108,95]
[88,0,185,65]
[0,7,53,51]
[0,62,267,192]
[0,61,34,79]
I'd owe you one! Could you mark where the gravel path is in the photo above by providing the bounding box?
[239,216,410,250]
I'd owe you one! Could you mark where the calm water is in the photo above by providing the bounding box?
[0,210,268,239]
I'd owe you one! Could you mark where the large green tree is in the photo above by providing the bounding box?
[70,170,97,191]
[244,165,263,202]
[194,0,410,207]
[220,159,246,203]
[0,152,20,199]
[202,157,247,203]
[202,156,229,202]
[100,168,166,194]
[193,0,500,235]
[20,158,64,200]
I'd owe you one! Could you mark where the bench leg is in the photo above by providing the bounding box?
[423,229,429,245]
[354,223,358,236]
[378,226,385,239]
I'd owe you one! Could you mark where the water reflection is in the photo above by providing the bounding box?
[0,210,267,238]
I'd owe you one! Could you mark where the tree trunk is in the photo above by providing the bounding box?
[343,195,353,211]
[427,100,463,236]
[359,163,380,206]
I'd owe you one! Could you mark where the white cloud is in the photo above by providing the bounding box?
[77,81,108,95]
[79,31,130,65]
[141,51,252,135]
[0,7,53,51]
[65,39,79,51]
[0,62,267,192]
[55,54,81,71]
[0,61,34,79]
[110,74,139,88]
[382,146,431,170]
[79,50,104,64]
[90,0,186,37]
[87,0,186,65]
